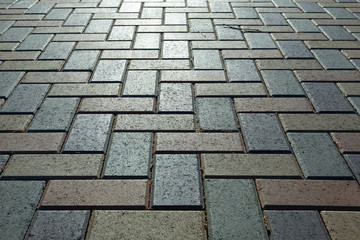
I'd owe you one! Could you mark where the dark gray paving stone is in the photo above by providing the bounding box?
[302,82,354,113]
[17,34,53,51]
[261,70,305,96]
[29,98,79,132]
[64,13,91,26]
[64,50,100,71]
[244,33,277,49]
[0,84,50,114]
[63,114,113,153]
[91,60,126,82]
[0,27,32,42]
[151,154,203,209]
[85,20,113,33]
[215,26,243,40]
[0,21,14,34]
[45,8,72,20]
[312,50,356,70]
[26,210,90,240]
[319,26,356,40]
[239,113,290,152]
[205,179,267,240]
[277,41,313,59]
[103,132,152,178]
[0,155,9,172]
[325,7,356,19]
[196,97,238,131]
[158,83,193,113]
[190,19,214,33]
[0,71,25,98]
[26,3,55,14]
[193,50,222,70]
[234,8,259,19]
[297,2,325,13]
[344,154,360,183]
[39,42,75,60]
[0,181,45,240]
[288,19,320,33]
[349,97,360,113]
[265,210,330,240]
[260,13,288,26]
[288,133,353,179]
[123,71,157,97]
[225,60,261,82]
[108,26,135,41]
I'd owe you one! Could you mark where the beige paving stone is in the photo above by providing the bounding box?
[49,83,120,97]
[76,42,131,50]
[331,133,360,153]
[13,21,63,27]
[213,19,263,25]
[234,98,313,112]
[129,60,190,70]
[337,83,360,96]
[0,43,18,51]
[305,41,360,49]
[191,41,247,49]
[0,15,43,20]
[313,19,360,26]
[188,13,234,18]
[115,19,162,25]
[0,61,63,71]
[241,26,293,32]
[195,83,266,97]
[256,60,322,70]
[257,7,301,13]
[137,25,188,33]
[160,70,226,82]
[321,211,360,240]
[79,98,154,113]
[283,13,331,18]
[271,33,327,41]
[342,50,360,59]
[0,99,4,106]
[163,32,216,40]
[294,70,360,82]
[344,26,360,33]
[222,50,283,59]
[53,34,106,41]
[0,51,40,60]
[33,27,85,34]
[101,50,158,59]
[93,13,139,19]
[22,72,90,83]
[0,115,32,132]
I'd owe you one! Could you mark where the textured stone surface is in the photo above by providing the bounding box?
[321,211,360,240]
[0,154,9,172]
[294,70,360,82]
[277,41,313,59]
[0,60,63,71]
[39,42,75,60]
[235,98,312,112]
[225,60,261,82]
[161,70,226,82]
[49,83,119,97]
[261,70,305,96]
[17,34,52,50]
[244,33,277,49]
[158,83,193,113]
[0,27,32,42]
[122,71,157,96]
[91,60,126,83]
[193,50,222,70]
[344,154,360,183]
[331,133,360,153]
[64,50,100,71]
[312,50,356,70]
[337,83,360,97]
[79,98,154,113]
[0,71,24,98]
[0,115,32,132]
[195,83,266,97]
[22,72,90,83]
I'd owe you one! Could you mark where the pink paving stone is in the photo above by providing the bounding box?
[0,133,66,153]
[331,133,360,153]
[256,179,360,210]
[294,70,360,82]
[234,98,313,113]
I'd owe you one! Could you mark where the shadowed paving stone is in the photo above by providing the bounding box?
[79,98,154,113]
[63,114,113,153]
[104,132,152,178]
[0,154,9,172]
[155,133,243,153]
[256,179,360,209]
[195,83,266,97]
[115,114,194,131]
[39,42,75,60]
[17,34,52,50]
[91,60,126,82]
[0,115,32,131]
[64,50,100,71]
[26,211,90,240]
[288,133,353,179]
[158,83,193,113]
[331,133,360,153]
[239,113,290,152]
[312,50,356,70]
[225,60,261,82]
[88,211,206,240]
[0,61,63,71]
[29,98,79,132]
[202,154,302,178]
[319,25,356,40]
[151,154,203,209]
[276,41,313,59]
[344,154,360,183]
[265,211,329,240]
[288,19,320,32]
[0,181,45,240]
[0,27,32,42]
[2,154,102,179]
[160,70,226,82]
[235,98,313,112]
[22,72,90,83]
[0,71,24,98]
[244,33,277,49]
[123,71,157,96]
[193,50,222,70]
[205,179,267,240]
[321,211,360,240]
[294,70,360,82]
[337,83,360,96]
[41,180,149,209]
[49,83,119,97]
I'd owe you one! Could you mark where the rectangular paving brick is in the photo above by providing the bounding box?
[53,34,106,41]
[344,154,360,183]
[337,83,360,97]
[271,33,327,41]
[321,211,360,240]
[342,50,360,59]
[101,50,158,59]
[45,8,72,20]
[91,60,126,83]
[331,133,360,153]
[0,51,40,60]
[0,115,32,132]
[276,41,313,59]
[49,83,119,97]
[17,34,52,50]
[141,8,163,18]
[215,26,243,40]
[0,21,14,34]
[161,70,226,82]
[85,19,113,33]
[222,49,282,59]
[129,60,190,70]
[256,60,322,70]
[164,32,215,41]
[260,12,288,25]
[0,61,64,71]
[193,50,222,70]
[319,25,355,40]
[195,83,266,97]
[305,41,360,49]
[2,154,102,179]
[155,133,243,153]
[263,70,305,97]
[64,13,91,26]
[41,180,149,209]
[288,133,353,179]
[122,71,156,97]
[288,19,320,32]
[39,42,75,60]
[0,27,32,42]
[13,20,62,27]
[244,33,277,49]
[225,60,261,82]
[22,72,90,83]
[190,19,214,33]
[26,2,54,14]
[77,41,131,50]
[0,133,65,153]
[103,132,152,178]
[312,50,356,70]
[256,179,360,210]
[202,154,302,178]
[0,71,24,98]
[108,26,135,41]
[151,154,203,209]
[33,26,84,34]
[235,98,313,113]
[0,42,18,51]
[79,98,154,113]
[138,25,187,33]
[191,41,247,50]
[294,70,360,82]
[205,179,267,239]
[158,83,193,113]
[63,50,100,71]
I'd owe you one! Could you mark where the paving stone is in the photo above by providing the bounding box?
[49,83,119,97]
[202,154,301,178]
[162,41,189,59]
[344,154,360,183]
[337,83,360,96]
[158,83,193,113]
[313,50,356,70]
[115,114,194,131]
[264,211,329,240]
[155,133,243,153]
[0,15,42,21]
[205,179,267,240]
[288,19,320,32]
[151,154,203,209]
[0,60,63,71]
[77,41,131,50]
[85,19,112,33]
[63,50,100,71]
[138,25,187,32]
[103,132,152,178]
[321,211,360,240]
[239,113,290,153]
[196,98,238,131]
[41,180,148,209]
[161,70,226,82]
[288,133,353,179]
[213,19,263,25]
[33,26,84,34]
[99,0,121,7]
[133,33,160,50]
[0,154,9,172]
[26,2,54,14]
[22,72,90,83]
[331,133,360,153]
[193,50,222,70]
[0,71,24,98]
[191,41,247,50]
[349,97,360,113]
[235,98,313,112]
[0,115,32,132]
[123,71,156,96]
[209,2,231,12]
[0,20,14,34]
[26,210,90,240]
[256,179,360,209]
[272,0,296,7]
[0,27,32,42]
[271,33,327,41]
[189,19,214,33]
[244,33,277,49]
[0,51,40,61]
[222,49,282,59]
[0,99,3,106]
[0,181,44,240]
[79,98,154,113]
[294,70,360,82]
[325,7,356,19]
[256,59,322,70]
[10,0,37,9]
[164,32,215,40]
[261,70,305,96]
[45,8,72,20]
[102,50,158,59]
[305,41,360,49]
[13,20,63,27]
[233,7,259,18]
[319,25,356,40]
[313,19,360,26]
[129,60,190,70]
[242,26,293,33]
[53,33,106,42]
[165,13,187,25]
[141,8,163,18]
[215,25,243,40]
[276,41,313,59]
[350,59,360,69]
[63,114,113,153]
[297,2,326,13]
[118,2,141,13]
[115,19,162,25]
[0,42,18,51]
[195,83,266,97]
[91,60,126,83]
[39,41,75,60]
[260,13,288,25]
[64,13,91,26]
[225,60,261,82]
[2,154,102,179]
[0,84,49,114]
[88,211,206,240]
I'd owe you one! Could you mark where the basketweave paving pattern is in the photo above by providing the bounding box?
[0,0,360,239]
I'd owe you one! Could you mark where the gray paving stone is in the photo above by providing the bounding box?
[45,8,72,20]
[244,33,277,49]
[10,0,37,9]
[325,7,356,19]
[26,211,90,240]
[64,13,91,26]
[0,27,32,42]
[205,179,267,240]
[0,60,63,71]
[0,154,9,172]
[276,41,314,59]
[85,20,112,33]
[349,97,360,113]
[162,41,189,59]
[239,113,290,152]
[215,25,243,40]
[119,2,141,12]
[288,19,320,32]
[260,13,288,25]
[190,19,214,32]
[63,114,113,153]
[233,7,259,18]
[49,83,119,97]
[39,41,75,60]
[261,70,305,96]
[297,2,325,13]
[0,71,24,98]
[53,33,106,42]
[195,83,266,97]
[29,98,79,132]
[193,50,222,70]
[312,50,356,70]
[17,34,52,51]
[0,20,14,34]
[350,59,360,70]
[0,115,32,132]
[151,154,203,209]
[22,72,90,83]
[134,33,160,49]
[344,154,360,183]
[191,41,246,50]
[26,3,54,14]
[272,0,296,7]
[264,211,329,240]
[165,13,187,25]
[161,70,226,82]
[209,2,231,12]
[99,0,120,7]
[123,71,157,97]
[302,82,354,113]
[158,83,193,113]
[91,60,126,83]
[319,26,356,40]
[288,133,353,179]
[64,50,100,71]
[0,181,45,240]
[225,60,261,82]
[108,26,135,41]
[104,132,152,178]
[196,98,238,131]
[33,26,84,34]
[141,8,163,18]
[0,84,50,114]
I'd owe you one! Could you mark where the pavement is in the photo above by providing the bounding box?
[0,0,360,239]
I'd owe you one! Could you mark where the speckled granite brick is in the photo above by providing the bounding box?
[321,211,360,240]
